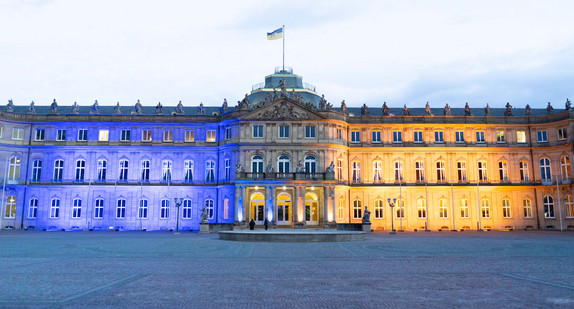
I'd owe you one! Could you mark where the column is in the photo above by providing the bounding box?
[331,186,337,223]
[301,187,306,223]
[323,186,330,225]
[293,186,299,223]
[266,185,274,222]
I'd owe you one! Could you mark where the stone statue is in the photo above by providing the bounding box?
[566,98,571,111]
[425,102,431,115]
[443,103,451,116]
[175,100,184,115]
[70,102,79,114]
[296,160,305,172]
[132,100,143,115]
[238,94,250,110]
[29,101,36,114]
[113,102,121,114]
[464,102,472,116]
[278,78,285,90]
[362,206,371,224]
[155,102,163,115]
[265,160,274,173]
[326,161,335,172]
[235,163,244,174]
[547,102,553,114]
[525,104,532,116]
[361,103,369,116]
[504,102,513,116]
[402,104,410,116]
[484,103,492,116]
[279,78,287,98]
[50,99,58,114]
[197,102,205,115]
[382,102,390,116]
[200,206,208,223]
[91,100,99,114]
[340,100,347,114]
[221,99,228,113]
[6,99,14,112]
[319,94,327,110]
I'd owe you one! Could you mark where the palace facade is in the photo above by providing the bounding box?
[1,68,573,231]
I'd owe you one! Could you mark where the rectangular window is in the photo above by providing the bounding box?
[223,199,229,220]
[142,129,152,142]
[373,161,382,183]
[338,199,344,220]
[392,131,402,143]
[496,131,505,143]
[415,161,425,182]
[160,199,170,219]
[417,199,426,219]
[519,161,529,182]
[28,199,38,218]
[523,199,532,218]
[460,199,469,218]
[77,129,87,141]
[351,161,361,183]
[120,129,131,142]
[499,161,509,182]
[455,131,465,143]
[32,160,42,182]
[97,159,107,181]
[182,199,192,219]
[478,161,487,182]
[353,200,362,219]
[457,161,467,182]
[396,200,405,219]
[72,199,82,219]
[163,130,173,142]
[372,131,381,143]
[439,200,448,218]
[253,125,264,138]
[537,130,548,143]
[185,130,195,142]
[119,160,129,181]
[394,161,403,182]
[476,131,485,143]
[279,125,290,138]
[481,200,490,218]
[0,126,3,138]
[336,128,342,140]
[98,129,109,141]
[305,126,316,138]
[53,159,64,182]
[50,199,60,218]
[414,131,423,143]
[434,131,444,143]
[225,127,232,140]
[94,199,104,219]
[116,199,126,219]
[351,131,360,143]
[35,129,45,141]
[184,160,194,182]
[502,199,511,218]
[75,160,86,181]
[374,200,384,219]
[224,158,231,181]
[558,128,567,141]
[206,130,216,142]
[138,199,148,219]
[141,160,150,182]
[516,131,526,143]
[12,128,24,140]
[336,159,343,180]
[57,129,67,141]
[436,161,446,182]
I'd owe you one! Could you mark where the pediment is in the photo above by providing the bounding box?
[241,98,326,120]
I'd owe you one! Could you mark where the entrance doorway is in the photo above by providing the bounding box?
[276,193,291,224]
[305,192,318,225]
[250,193,265,224]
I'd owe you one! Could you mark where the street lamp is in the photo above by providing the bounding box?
[173,198,183,234]
[387,198,396,235]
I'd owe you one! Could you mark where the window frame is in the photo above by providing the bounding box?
[252,125,264,138]
[12,128,24,140]
[77,129,88,142]
[35,129,45,141]
[537,130,548,143]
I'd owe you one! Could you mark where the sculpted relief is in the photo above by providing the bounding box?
[252,100,315,120]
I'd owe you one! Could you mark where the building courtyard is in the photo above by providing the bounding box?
[0,230,573,308]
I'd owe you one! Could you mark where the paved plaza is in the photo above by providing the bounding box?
[1,230,573,308]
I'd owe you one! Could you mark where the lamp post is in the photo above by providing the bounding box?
[387,198,396,235]
[173,198,183,234]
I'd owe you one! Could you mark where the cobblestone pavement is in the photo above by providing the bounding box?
[1,230,573,308]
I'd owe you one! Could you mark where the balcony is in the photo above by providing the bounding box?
[237,171,333,181]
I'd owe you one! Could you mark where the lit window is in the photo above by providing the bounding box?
[305,126,316,138]
[336,159,343,180]
[523,199,532,218]
[396,199,405,219]
[543,195,554,218]
[206,130,216,142]
[253,125,264,138]
[5,195,16,218]
[414,131,423,143]
[94,198,104,219]
[481,199,490,218]
[223,199,229,220]
[516,131,526,143]
[338,199,344,220]
[502,198,511,218]
[163,130,173,142]
[120,129,131,141]
[72,198,82,218]
[116,199,126,219]
[496,131,505,143]
[476,131,485,143]
[35,129,45,141]
[0,126,3,138]
[392,131,402,143]
[439,199,448,218]
[460,199,469,218]
[185,130,195,142]
[455,131,464,143]
[372,131,381,143]
[98,129,109,141]
[417,199,426,219]
[537,130,548,143]
[77,129,87,141]
[279,125,290,138]
[353,200,362,219]
[28,198,38,218]
[558,128,568,141]
[142,129,152,142]
[57,129,67,141]
[8,156,21,182]
[50,198,60,218]
[434,131,444,143]
[351,131,360,143]
[565,195,574,218]
[12,128,24,140]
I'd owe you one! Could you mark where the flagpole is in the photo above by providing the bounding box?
[282,25,285,71]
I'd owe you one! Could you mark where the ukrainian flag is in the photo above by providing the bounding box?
[267,27,283,40]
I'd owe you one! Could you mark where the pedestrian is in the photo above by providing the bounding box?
[249,219,255,230]
[264,218,269,230]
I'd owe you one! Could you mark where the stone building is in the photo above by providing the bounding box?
[1,68,573,231]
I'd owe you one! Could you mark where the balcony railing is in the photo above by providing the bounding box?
[238,171,332,181]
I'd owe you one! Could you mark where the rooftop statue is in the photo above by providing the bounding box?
[221,98,228,113]
[547,102,553,114]
[238,94,251,110]
[113,102,122,114]
[566,98,571,111]
[6,99,14,112]
[361,103,369,116]
[425,102,431,115]
[175,100,184,115]
[504,102,513,116]
[464,102,472,116]
[319,94,327,110]
[403,104,410,116]
[340,100,347,114]
[277,78,285,90]
[443,103,451,116]
[198,102,205,115]
[29,101,36,114]
[279,78,288,98]
[71,102,79,114]
[484,103,491,116]
[155,102,163,115]
[382,102,390,116]
[132,99,143,115]
[91,100,99,114]
[525,104,532,116]
[50,99,58,114]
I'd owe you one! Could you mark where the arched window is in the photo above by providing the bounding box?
[523,198,532,218]
[8,156,21,182]
[417,199,426,219]
[352,161,361,183]
[543,195,554,218]
[252,155,264,173]
[94,198,104,219]
[394,161,403,182]
[138,199,148,219]
[565,195,574,218]
[118,159,129,182]
[72,198,82,218]
[502,198,511,218]
[481,199,490,218]
[184,160,194,182]
[205,160,216,182]
[439,199,448,218]
[182,199,193,219]
[205,199,214,220]
[4,195,16,218]
[498,161,509,182]
[28,198,38,218]
[560,155,570,181]
[374,199,384,219]
[278,155,290,173]
[53,159,64,182]
[277,193,291,222]
[353,199,362,219]
[32,159,42,182]
[50,198,60,218]
[75,159,86,182]
[162,160,172,182]
[116,198,126,219]
[540,158,551,182]
[304,155,317,173]
[436,161,446,182]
